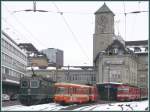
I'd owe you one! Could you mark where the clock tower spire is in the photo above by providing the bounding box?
[93,3,115,62]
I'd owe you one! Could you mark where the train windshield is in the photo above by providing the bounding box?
[30,80,39,88]
[118,88,129,92]
[56,87,67,94]
[21,80,28,88]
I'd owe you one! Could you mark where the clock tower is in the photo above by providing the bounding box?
[93,3,115,62]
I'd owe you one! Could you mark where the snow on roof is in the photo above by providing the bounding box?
[26,67,39,70]
[61,67,82,70]
[46,67,56,70]
[4,79,19,84]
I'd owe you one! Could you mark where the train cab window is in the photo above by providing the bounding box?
[118,88,129,92]
[30,80,39,88]
[56,87,67,94]
[21,80,28,88]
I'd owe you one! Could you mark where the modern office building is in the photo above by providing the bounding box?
[1,31,27,95]
[41,48,63,68]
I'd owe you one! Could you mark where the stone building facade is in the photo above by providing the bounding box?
[95,39,138,86]
[27,67,96,85]
[126,41,148,88]
[93,3,148,88]
[93,3,115,61]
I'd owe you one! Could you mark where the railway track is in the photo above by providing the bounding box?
[60,100,116,110]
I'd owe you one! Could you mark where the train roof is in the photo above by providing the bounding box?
[96,82,139,88]
[55,82,92,88]
[96,82,123,85]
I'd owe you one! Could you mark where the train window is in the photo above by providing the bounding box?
[30,80,39,88]
[56,87,67,94]
[21,80,28,88]
[118,88,129,92]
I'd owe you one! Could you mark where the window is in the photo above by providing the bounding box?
[113,48,118,54]
[118,87,129,92]
[118,50,124,55]
[5,68,9,75]
[56,87,67,94]
[30,80,39,88]
[145,47,148,52]
[21,80,28,88]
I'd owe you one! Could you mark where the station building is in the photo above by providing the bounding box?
[93,3,148,89]
[27,66,96,85]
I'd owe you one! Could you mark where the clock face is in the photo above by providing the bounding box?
[96,15,108,33]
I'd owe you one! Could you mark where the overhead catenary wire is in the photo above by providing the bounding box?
[13,8,148,15]
[2,17,32,43]
[122,2,148,41]
[52,2,90,63]
[3,3,50,50]
[123,2,126,40]
[3,2,148,53]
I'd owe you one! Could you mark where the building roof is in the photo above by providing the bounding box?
[2,31,18,47]
[135,52,148,56]
[105,39,132,55]
[125,40,148,46]
[93,39,135,63]
[95,3,115,15]
[18,43,38,52]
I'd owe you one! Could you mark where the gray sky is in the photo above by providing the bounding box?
[2,1,148,66]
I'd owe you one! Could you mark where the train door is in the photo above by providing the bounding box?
[68,87,73,102]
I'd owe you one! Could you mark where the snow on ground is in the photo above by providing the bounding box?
[2,103,69,111]
[73,100,149,111]
[2,100,148,111]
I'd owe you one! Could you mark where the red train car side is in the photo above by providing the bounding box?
[89,85,99,102]
[97,82,148,102]
[117,84,140,101]
[54,83,98,105]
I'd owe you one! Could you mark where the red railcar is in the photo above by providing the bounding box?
[54,82,98,105]
[97,82,148,101]
[117,84,141,101]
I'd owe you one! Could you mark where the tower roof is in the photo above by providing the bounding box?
[95,3,115,16]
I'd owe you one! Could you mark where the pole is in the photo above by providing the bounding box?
[68,65,70,82]
[108,64,110,101]
[33,1,36,12]
[56,66,58,82]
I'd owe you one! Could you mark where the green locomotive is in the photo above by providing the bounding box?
[19,75,55,106]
